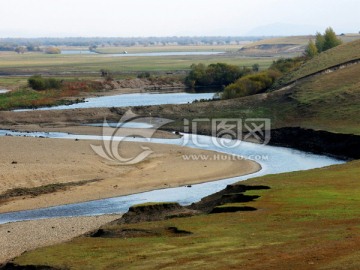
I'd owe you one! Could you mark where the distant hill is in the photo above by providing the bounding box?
[237,34,360,57]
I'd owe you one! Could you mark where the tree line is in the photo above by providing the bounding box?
[184,57,303,99]
[0,36,262,51]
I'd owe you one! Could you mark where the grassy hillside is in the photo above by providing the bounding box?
[238,34,360,57]
[280,39,360,84]
[12,160,360,269]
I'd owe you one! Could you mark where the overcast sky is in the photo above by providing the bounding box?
[0,0,359,37]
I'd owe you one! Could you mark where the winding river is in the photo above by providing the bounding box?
[0,131,344,224]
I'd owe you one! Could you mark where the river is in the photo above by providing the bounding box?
[15,92,216,111]
[61,50,223,57]
[0,131,344,224]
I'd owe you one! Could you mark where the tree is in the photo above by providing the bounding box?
[315,32,325,52]
[44,47,61,54]
[315,27,342,53]
[304,40,318,58]
[184,63,251,89]
[252,63,260,72]
[322,27,342,51]
[15,46,26,54]
[89,45,98,51]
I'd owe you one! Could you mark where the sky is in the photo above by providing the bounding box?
[0,0,359,37]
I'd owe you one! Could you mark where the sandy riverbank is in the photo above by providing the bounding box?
[0,136,260,213]
[0,214,122,264]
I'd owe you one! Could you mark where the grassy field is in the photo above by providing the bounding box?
[242,35,312,47]
[13,160,360,269]
[95,44,244,54]
[0,51,273,75]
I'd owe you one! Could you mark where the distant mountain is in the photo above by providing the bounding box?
[247,23,319,36]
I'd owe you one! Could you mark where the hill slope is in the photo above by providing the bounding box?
[237,34,360,57]
[279,39,360,84]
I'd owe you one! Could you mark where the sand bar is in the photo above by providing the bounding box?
[0,136,260,213]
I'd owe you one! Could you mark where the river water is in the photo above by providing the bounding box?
[61,50,223,57]
[16,92,216,111]
[0,89,9,94]
[0,131,344,224]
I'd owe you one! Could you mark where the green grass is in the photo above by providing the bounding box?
[281,39,360,84]
[13,160,360,270]
[242,35,312,47]
[0,52,273,74]
[95,45,242,54]
[0,77,29,89]
[0,89,43,110]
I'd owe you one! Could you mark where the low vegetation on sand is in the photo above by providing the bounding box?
[10,160,360,269]
[0,79,104,110]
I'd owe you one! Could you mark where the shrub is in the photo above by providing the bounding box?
[270,57,304,74]
[137,72,151,79]
[28,75,46,90]
[28,75,62,91]
[44,47,61,54]
[185,63,250,89]
[222,70,281,99]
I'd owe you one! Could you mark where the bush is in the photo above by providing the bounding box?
[222,70,281,99]
[44,47,61,54]
[137,72,151,79]
[315,27,342,53]
[270,57,304,74]
[185,63,250,89]
[28,75,46,90]
[28,75,62,91]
